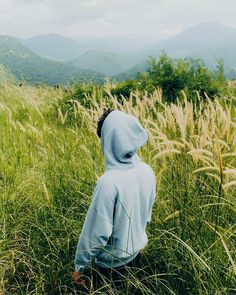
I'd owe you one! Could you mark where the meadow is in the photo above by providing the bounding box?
[0,83,235,294]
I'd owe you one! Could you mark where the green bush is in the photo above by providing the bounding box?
[110,55,228,103]
[111,80,140,98]
[50,83,106,126]
[144,54,227,102]
[67,83,104,109]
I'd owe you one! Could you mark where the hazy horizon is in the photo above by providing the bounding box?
[13,21,236,43]
[0,0,236,43]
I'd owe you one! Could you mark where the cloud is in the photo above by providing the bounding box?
[0,0,236,41]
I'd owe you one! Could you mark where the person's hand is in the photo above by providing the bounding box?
[72,271,86,286]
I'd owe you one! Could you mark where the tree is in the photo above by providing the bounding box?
[143,54,227,102]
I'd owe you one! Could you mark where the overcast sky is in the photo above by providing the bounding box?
[0,0,236,42]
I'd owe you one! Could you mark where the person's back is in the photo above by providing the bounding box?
[73,109,156,285]
[95,162,156,268]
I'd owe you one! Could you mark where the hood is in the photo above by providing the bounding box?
[101,110,148,170]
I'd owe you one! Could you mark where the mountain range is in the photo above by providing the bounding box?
[21,34,147,61]
[0,35,104,85]
[0,22,235,85]
[136,22,236,77]
[114,23,236,80]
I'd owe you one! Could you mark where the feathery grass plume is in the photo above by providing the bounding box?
[0,84,236,294]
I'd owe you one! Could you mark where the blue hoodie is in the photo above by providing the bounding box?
[74,110,156,271]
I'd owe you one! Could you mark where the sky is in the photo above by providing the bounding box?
[0,0,236,42]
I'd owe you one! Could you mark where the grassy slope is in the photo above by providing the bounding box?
[0,84,235,294]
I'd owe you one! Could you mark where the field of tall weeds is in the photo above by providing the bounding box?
[0,83,235,294]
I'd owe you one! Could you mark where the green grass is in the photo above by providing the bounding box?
[0,83,235,294]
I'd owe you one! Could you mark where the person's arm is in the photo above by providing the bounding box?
[74,175,117,273]
[147,172,157,224]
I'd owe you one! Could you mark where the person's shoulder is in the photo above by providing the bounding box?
[96,171,117,189]
[92,172,118,201]
[139,162,155,174]
[139,162,156,181]
[97,170,115,181]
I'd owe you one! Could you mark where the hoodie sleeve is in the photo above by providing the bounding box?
[147,171,157,224]
[74,175,117,272]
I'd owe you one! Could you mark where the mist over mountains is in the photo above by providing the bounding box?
[22,33,83,61]
[139,23,236,75]
[22,22,236,77]
[21,34,148,61]
[0,22,235,85]
[0,35,104,85]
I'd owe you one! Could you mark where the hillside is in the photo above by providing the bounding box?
[22,34,146,61]
[1,23,236,84]
[68,49,141,76]
[142,22,236,55]
[115,23,236,80]
[21,33,83,61]
[75,36,147,53]
[137,23,236,77]
[0,35,104,85]
[114,60,148,81]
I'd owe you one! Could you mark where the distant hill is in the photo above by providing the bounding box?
[0,35,104,85]
[141,22,236,55]
[21,33,83,61]
[139,23,236,76]
[2,23,236,84]
[75,36,147,53]
[19,23,236,80]
[115,23,236,80]
[69,49,141,76]
[114,60,148,81]
[22,34,146,61]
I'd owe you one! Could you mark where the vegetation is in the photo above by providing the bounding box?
[0,81,235,294]
[112,55,228,102]
[0,35,104,85]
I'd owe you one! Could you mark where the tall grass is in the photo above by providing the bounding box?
[0,83,235,294]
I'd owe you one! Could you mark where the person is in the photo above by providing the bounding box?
[72,109,157,291]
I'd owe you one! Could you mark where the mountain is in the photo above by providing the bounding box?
[20,23,236,80]
[0,35,104,85]
[140,23,236,56]
[114,60,148,81]
[75,36,148,53]
[22,34,146,61]
[115,23,236,80]
[140,23,236,75]
[21,33,84,61]
[69,50,141,76]
[2,23,236,85]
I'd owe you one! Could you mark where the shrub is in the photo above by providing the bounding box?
[50,83,106,126]
[110,80,140,98]
[145,54,227,102]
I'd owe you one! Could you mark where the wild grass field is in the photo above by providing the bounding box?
[0,83,236,294]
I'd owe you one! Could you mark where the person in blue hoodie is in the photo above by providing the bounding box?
[72,109,156,289]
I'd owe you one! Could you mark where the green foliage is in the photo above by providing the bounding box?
[70,83,105,108]
[145,54,227,102]
[112,54,228,103]
[50,83,106,127]
[0,84,236,294]
[0,35,104,86]
[111,80,140,98]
